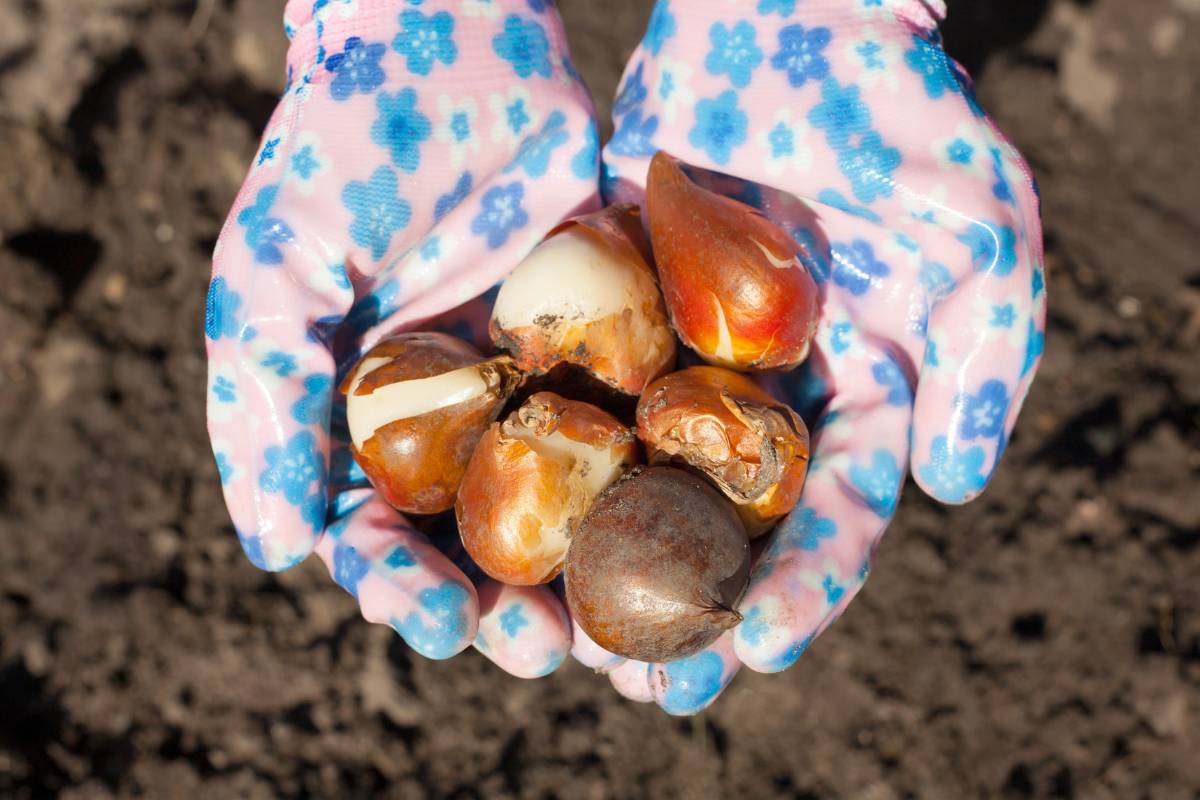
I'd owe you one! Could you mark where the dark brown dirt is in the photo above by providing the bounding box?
[1,1,1198,798]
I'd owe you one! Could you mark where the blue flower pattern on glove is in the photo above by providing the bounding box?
[659,651,724,715]
[689,90,747,165]
[771,24,831,87]
[392,581,471,660]
[371,89,432,173]
[644,1,676,56]
[808,78,870,149]
[779,506,837,551]
[499,604,529,637]
[872,360,912,406]
[291,145,322,179]
[832,239,889,295]
[904,34,957,99]
[471,183,529,249]
[215,453,234,485]
[705,21,763,89]
[612,62,647,117]
[212,376,236,403]
[493,15,552,79]
[571,120,599,179]
[262,351,298,378]
[326,37,387,100]
[958,223,1018,276]
[838,131,902,203]
[920,262,956,300]
[260,431,324,507]
[343,166,412,261]
[959,379,1009,440]
[817,189,883,223]
[292,374,333,427]
[205,277,243,341]
[609,107,659,157]
[237,185,294,266]
[849,449,902,517]
[393,10,457,76]
[918,436,988,503]
[385,545,416,569]
[434,171,473,222]
[333,544,371,598]
[1022,320,1045,377]
[758,0,796,16]
[505,110,570,177]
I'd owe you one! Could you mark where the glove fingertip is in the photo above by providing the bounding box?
[235,527,314,573]
[734,630,814,675]
[652,637,740,716]
[390,584,479,662]
[909,427,998,506]
[474,581,572,679]
[608,660,655,704]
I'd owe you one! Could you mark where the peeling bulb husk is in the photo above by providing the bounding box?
[636,366,810,537]
[645,151,820,371]
[456,392,638,585]
[344,332,520,515]
[490,204,677,396]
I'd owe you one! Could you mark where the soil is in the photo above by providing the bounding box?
[1,0,1199,798]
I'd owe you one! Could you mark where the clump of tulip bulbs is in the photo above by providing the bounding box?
[343,152,821,663]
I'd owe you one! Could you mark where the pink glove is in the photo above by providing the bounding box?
[206,0,598,676]
[599,0,1045,713]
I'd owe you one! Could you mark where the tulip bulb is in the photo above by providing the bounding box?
[343,332,520,515]
[636,366,809,537]
[490,204,676,396]
[645,151,820,371]
[565,466,750,663]
[456,392,638,585]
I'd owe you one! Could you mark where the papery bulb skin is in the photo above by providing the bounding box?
[490,203,676,396]
[636,366,810,537]
[343,332,520,515]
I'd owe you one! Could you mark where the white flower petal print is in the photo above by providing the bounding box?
[931,121,989,178]
[488,86,541,150]
[434,95,481,169]
[652,57,695,126]
[463,0,502,18]
[844,30,900,92]
[756,109,812,177]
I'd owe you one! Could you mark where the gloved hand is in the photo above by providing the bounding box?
[205,0,600,677]
[598,0,1046,713]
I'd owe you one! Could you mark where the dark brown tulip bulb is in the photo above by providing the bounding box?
[564,466,750,663]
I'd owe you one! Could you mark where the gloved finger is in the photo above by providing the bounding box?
[734,316,914,673]
[907,171,1046,504]
[312,495,478,660]
[570,620,626,674]
[607,658,655,704]
[207,118,355,571]
[474,580,571,679]
[649,632,740,716]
